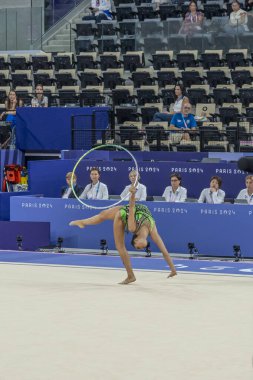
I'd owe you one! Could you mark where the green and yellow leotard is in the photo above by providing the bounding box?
[120,204,155,233]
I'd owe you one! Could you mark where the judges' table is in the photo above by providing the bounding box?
[10,197,253,258]
[16,107,110,151]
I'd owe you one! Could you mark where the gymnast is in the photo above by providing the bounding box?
[69,186,177,284]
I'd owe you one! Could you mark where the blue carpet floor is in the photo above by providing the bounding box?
[0,250,252,276]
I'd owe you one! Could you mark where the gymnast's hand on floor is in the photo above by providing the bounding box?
[69,220,85,228]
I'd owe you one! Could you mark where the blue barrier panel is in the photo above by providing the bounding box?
[10,197,253,258]
[0,221,50,250]
[61,150,208,162]
[28,159,247,198]
[16,107,110,151]
[0,192,31,220]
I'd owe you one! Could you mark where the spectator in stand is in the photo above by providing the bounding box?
[198,176,225,204]
[61,172,83,199]
[82,0,112,22]
[236,175,253,204]
[0,90,24,149]
[31,84,48,108]
[179,1,204,35]
[80,167,109,200]
[162,173,187,202]
[169,102,197,140]
[0,90,23,122]
[120,170,147,201]
[224,0,249,34]
[153,84,189,123]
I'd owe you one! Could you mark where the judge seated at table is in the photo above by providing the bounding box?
[61,172,83,199]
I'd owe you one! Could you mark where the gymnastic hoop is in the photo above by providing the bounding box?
[71,144,139,210]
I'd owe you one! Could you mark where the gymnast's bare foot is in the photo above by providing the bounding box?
[168,270,177,278]
[119,275,136,285]
[69,220,86,228]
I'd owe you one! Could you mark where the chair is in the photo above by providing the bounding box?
[201,50,223,70]
[103,69,125,89]
[141,102,162,123]
[187,85,210,105]
[43,85,57,107]
[140,19,163,37]
[0,54,10,70]
[58,86,80,106]
[168,34,186,52]
[100,52,121,71]
[33,70,56,86]
[31,53,53,71]
[218,104,242,125]
[158,4,179,20]
[213,85,236,106]
[157,68,178,87]
[215,34,236,53]
[79,69,103,88]
[145,121,168,143]
[150,51,174,70]
[161,84,177,106]
[130,67,155,87]
[11,70,32,88]
[97,36,121,53]
[54,53,74,71]
[239,87,253,107]
[176,144,197,152]
[55,69,77,88]
[238,33,253,51]
[137,5,157,21]
[75,37,96,54]
[116,106,139,123]
[115,4,138,21]
[206,68,230,87]
[15,86,33,106]
[0,86,10,103]
[10,54,30,71]
[76,53,98,70]
[120,37,138,54]
[119,19,139,36]
[176,50,198,70]
[181,68,204,87]
[80,86,105,107]
[203,3,222,19]
[112,85,135,105]
[75,21,97,37]
[143,37,167,56]
[195,103,216,118]
[137,85,159,106]
[231,69,252,87]
[119,122,143,143]
[123,51,144,71]
[226,49,248,69]
[0,71,11,86]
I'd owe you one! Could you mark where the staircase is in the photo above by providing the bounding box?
[36,0,89,53]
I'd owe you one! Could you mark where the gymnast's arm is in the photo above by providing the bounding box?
[150,225,177,277]
[127,186,137,233]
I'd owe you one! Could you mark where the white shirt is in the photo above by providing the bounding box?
[230,9,248,27]
[173,97,185,113]
[120,183,147,201]
[236,189,253,204]
[80,181,109,200]
[62,187,72,199]
[162,186,187,202]
[198,188,225,204]
[91,0,112,17]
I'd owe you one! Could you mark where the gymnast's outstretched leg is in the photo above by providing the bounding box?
[69,206,121,228]
[113,211,136,285]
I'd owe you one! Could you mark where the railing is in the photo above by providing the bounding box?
[45,0,84,31]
